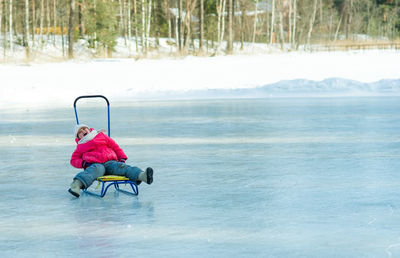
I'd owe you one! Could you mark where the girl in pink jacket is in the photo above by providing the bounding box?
[68,124,153,198]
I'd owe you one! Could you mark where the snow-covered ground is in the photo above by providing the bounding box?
[1,46,400,110]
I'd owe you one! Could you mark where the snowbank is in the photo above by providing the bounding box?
[1,49,400,110]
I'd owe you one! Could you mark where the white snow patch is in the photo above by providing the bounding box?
[1,49,400,110]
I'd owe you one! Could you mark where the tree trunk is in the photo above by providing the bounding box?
[319,0,322,30]
[133,0,138,52]
[288,0,292,46]
[25,0,30,59]
[141,0,145,52]
[40,0,44,44]
[3,0,6,57]
[175,14,179,49]
[31,0,35,46]
[9,0,13,52]
[227,0,233,53]
[61,21,65,56]
[68,0,75,58]
[93,0,97,50]
[216,0,226,53]
[128,0,131,44]
[0,0,3,43]
[178,0,183,51]
[240,0,245,50]
[162,0,171,41]
[53,0,57,45]
[46,0,50,43]
[119,0,124,36]
[199,0,204,53]
[292,0,296,48]
[347,0,353,39]
[216,0,221,49]
[78,0,83,38]
[278,10,284,49]
[0,0,3,51]
[146,0,152,50]
[269,0,275,44]
[183,0,197,53]
[122,0,127,45]
[334,13,342,42]
[252,0,258,44]
[306,0,317,48]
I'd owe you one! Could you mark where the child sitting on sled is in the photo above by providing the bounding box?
[68,124,154,198]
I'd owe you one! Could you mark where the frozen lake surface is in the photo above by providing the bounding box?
[1,97,400,257]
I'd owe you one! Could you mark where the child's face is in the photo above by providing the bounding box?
[77,127,90,139]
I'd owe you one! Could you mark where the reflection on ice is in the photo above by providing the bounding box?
[1,135,400,148]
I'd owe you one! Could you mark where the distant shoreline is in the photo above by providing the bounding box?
[1,37,400,64]
[1,49,400,111]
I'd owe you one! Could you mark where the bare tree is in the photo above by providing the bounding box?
[183,0,197,53]
[288,0,292,45]
[270,0,275,44]
[0,0,3,47]
[199,0,204,53]
[307,0,318,47]
[178,0,183,51]
[146,0,152,50]
[292,0,296,48]
[216,0,226,53]
[239,0,246,50]
[46,0,51,43]
[133,0,139,51]
[31,0,35,46]
[227,0,233,53]
[141,0,145,52]
[252,0,258,44]
[68,0,75,58]
[53,0,57,45]
[162,0,171,42]
[127,0,132,45]
[278,9,284,49]
[2,0,6,57]
[25,0,30,58]
[9,0,13,52]
[119,0,123,37]
[40,0,44,44]
[334,13,343,42]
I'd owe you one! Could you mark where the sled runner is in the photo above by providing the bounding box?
[73,95,139,198]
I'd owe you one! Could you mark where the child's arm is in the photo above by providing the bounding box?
[70,148,84,168]
[106,136,128,161]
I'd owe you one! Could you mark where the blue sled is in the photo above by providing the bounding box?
[83,176,139,198]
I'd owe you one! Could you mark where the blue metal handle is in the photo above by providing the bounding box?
[73,95,111,137]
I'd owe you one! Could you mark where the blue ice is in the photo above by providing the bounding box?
[1,97,400,257]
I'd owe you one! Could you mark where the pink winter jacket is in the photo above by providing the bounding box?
[70,129,128,169]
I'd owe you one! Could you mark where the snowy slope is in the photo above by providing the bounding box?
[1,49,400,110]
[132,78,400,99]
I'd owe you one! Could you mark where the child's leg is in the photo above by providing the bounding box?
[104,161,142,181]
[74,163,106,189]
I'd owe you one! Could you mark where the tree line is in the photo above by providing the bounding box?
[0,0,399,59]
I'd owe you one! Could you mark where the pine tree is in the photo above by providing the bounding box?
[84,0,118,56]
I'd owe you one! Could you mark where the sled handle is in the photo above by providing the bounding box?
[74,95,111,137]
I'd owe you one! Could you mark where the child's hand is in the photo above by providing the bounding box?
[100,129,107,133]
[82,160,92,169]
